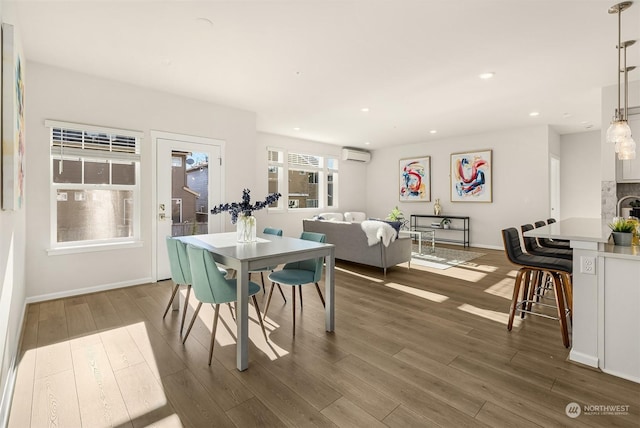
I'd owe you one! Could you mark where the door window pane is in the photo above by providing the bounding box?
[113,162,136,185]
[53,159,82,183]
[84,161,110,184]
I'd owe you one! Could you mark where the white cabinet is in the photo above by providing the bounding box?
[616,113,640,182]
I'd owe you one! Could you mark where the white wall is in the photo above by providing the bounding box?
[255,132,367,238]
[25,62,257,300]
[560,130,601,219]
[366,126,552,249]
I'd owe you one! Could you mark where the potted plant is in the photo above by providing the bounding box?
[608,217,635,246]
[387,206,404,221]
[440,217,452,229]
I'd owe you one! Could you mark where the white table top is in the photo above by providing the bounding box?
[523,218,610,243]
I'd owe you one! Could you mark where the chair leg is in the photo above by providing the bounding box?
[264,282,277,317]
[298,285,303,308]
[292,286,296,337]
[561,272,573,322]
[162,283,180,319]
[228,303,235,321]
[551,273,570,348]
[252,295,268,342]
[276,283,287,302]
[180,284,191,336]
[208,304,220,365]
[260,272,266,294]
[182,301,202,344]
[314,282,325,307]
[508,269,526,331]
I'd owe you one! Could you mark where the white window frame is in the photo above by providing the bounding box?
[46,120,143,254]
[267,147,339,211]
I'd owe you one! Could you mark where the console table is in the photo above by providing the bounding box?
[410,215,470,247]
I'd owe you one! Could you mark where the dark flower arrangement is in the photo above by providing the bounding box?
[210,189,282,224]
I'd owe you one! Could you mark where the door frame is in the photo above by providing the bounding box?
[150,130,226,282]
[550,154,561,221]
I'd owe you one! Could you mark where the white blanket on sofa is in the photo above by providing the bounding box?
[361,220,397,247]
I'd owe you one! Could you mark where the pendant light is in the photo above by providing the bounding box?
[606,2,636,160]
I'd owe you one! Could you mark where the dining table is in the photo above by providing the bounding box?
[177,231,335,371]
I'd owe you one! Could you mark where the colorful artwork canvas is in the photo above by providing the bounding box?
[399,156,430,202]
[2,23,25,210]
[450,150,492,202]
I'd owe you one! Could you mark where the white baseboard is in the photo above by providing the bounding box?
[25,277,154,304]
[569,349,599,368]
[470,243,503,251]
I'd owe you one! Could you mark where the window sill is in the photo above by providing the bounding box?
[47,240,143,256]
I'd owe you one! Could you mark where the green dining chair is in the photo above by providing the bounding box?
[183,244,268,365]
[266,232,326,336]
[164,237,227,336]
[249,227,287,302]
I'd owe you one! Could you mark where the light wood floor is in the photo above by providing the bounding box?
[8,246,640,427]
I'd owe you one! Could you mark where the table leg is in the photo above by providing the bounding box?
[417,232,422,255]
[236,263,249,371]
[325,249,335,332]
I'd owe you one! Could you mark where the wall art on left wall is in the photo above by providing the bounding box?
[2,23,25,211]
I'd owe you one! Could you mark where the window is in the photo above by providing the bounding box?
[47,120,142,249]
[267,148,338,210]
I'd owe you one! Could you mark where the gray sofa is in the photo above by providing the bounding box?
[303,219,412,274]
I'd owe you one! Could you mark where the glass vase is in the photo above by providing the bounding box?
[237,214,257,243]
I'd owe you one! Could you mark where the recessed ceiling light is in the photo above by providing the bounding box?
[429,130,437,134]
[196,17,214,26]
[361,107,370,112]
[529,111,540,117]
[580,120,589,124]
[364,141,371,145]
[563,112,573,118]
[479,72,495,80]
[293,127,300,131]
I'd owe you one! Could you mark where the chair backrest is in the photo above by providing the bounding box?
[263,227,283,236]
[283,232,326,282]
[534,220,546,228]
[186,245,237,304]
[520,224,540,252]
[501,228,526,265]
[547,218,556,224]
[166,237,192,285]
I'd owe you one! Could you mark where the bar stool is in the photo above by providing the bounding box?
[535,220,571,249]
[521,224,572,260]
[501,228,573,348]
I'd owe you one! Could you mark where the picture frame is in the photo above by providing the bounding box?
[2,23,25,211]
[450,149,492,202]
[399,156,431,202]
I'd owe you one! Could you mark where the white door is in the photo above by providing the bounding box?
[155,135,224,280]
[550,155,561,221]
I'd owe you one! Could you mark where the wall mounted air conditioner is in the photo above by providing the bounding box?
[341,148,371,163]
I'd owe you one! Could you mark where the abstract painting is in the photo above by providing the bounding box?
[450,150,492,202]
[2,23,25,210]
[399,156,430,202]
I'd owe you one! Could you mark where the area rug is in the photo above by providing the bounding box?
[411,246,485,270]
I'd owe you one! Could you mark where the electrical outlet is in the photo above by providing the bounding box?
[580,256,596,275]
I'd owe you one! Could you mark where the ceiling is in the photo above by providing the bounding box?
[6,0,640,149]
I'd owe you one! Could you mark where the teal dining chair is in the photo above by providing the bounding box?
[183,244,268,365]
[249,227,287,302]
[165,236,227,336]
[266,232,326,336]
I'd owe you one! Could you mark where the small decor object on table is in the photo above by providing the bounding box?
[608,217,635,246]
[441,217,451,229]
[211,189,281,243]
[433,198,442,215]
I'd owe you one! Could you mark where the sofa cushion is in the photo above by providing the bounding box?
[319,212,344,221]
[344,211,366,222]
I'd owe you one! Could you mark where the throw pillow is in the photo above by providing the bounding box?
[382,220,401,237]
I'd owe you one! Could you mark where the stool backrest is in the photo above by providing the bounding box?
[263,227,283,236]
[547,218,556,224]
[501,228,526,265]
[520,224,540,252]
[166,236,191,285]
[186,245,236,304]
[534,220,546,228]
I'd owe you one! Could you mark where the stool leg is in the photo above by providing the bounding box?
[508,268,526,331]
[561,272,573,323]
[520,270,532,319]
[551,273,570,348]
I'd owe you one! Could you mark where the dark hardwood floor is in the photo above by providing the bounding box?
[8,246,640,427]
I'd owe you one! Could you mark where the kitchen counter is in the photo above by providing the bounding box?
[524,218,640,383]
